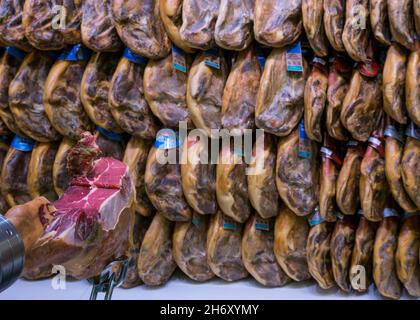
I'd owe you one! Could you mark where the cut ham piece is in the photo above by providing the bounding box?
[5,132,135,280]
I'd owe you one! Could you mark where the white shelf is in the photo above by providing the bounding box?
[1,271,418,300]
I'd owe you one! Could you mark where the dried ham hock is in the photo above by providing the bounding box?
[370,0,391,45]
[138,213,177,286]
[383,45,408,125]
[187,51,228,138]
[0,0,33,51]
[123,137,154,217]
[0,50,27,137]
[256,47,309,137]
[159,0,195,53]
[274,206,311,281]
[222,46,260,135]
[406,50,420,126]
[216,142,252,223]
[5,132,135,280]
[326,57,350,141]
[214,0,253,51]
[179,0,219,50]
[384,122,418,212]
[173,213,214,281]
[350,212,378,292]
[302,0,328,57]
[1,137,33,207]
[121,214,152,288]
[145,135,192,221]
[23,0,81,50]
[330,214,356,292]
[242,214,290,287]
[373,207,402,299]
[254,0,302,48]
[27,142,58,202]
[360,122,390,222]
[112,0,171,59]
[304,58,328,142]
[323,0,345,52]
[276,127,319,216]
[336,141,364,215]
[143,51,192,129]
[341,67,383,142]
[247,133,279,219]
[342,0,370,62]
[401,127,420,209]
[396,213,420,297]
[52,138,75,197]
[306,213,335,289]
[9,51,60,142]
[44,49,94,140]
[388,0,417,51]
[181,135,217,216]
[109,52,160,140]
[207,210,248,282]
[81,0,122,52]
[81,52,123,133]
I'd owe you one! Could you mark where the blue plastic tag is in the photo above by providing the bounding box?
[58,44,91,61]
[406,122,420,140]
[96,126,125,142]
[11,135,34,152]
[298,119,311,159]
[204,48,221,70]
[222,215,237,230]
[154,129,181,149]
[123,47,148,65]
[383,208,400,218]
[5,47,27,61]
[172,45,187,73]
[286,42,304,72]
[308,208,323,226]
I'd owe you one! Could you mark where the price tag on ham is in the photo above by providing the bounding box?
[286,42,304,72]
[222,215,237,230]
[298,120,311,159]
[172,45,187,73]
[204,48,221,70]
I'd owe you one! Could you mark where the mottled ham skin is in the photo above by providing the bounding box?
[323,0,345,52]
[215,0,253,51]
[388,0,417,51]
[396,214,420,297]
[330,216,356,292]
[326,66,349,141]
[222,46,260,135]
[82,0,122,52]
[302,0,328,57]
[0,0,33,51]
[406,50,420,126]
[274,206,310,282]
[370,0,391,45]
[254,0,302,48]
[383,45,408,125]
[143,52,192,129]
[112,0,171,59]
[401,137,420,209]
[342,0,370,62]
[242,214,290,287]
[179,0,219,50]
[173,213,214,282]
[159,0,195,53]
[110,56,160,140]
[373,215,402,299]
[207,210,248,282]
[307,222,335,289]
[256,48,309,137]
[350,215,378,292]
[138,213,177,286]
